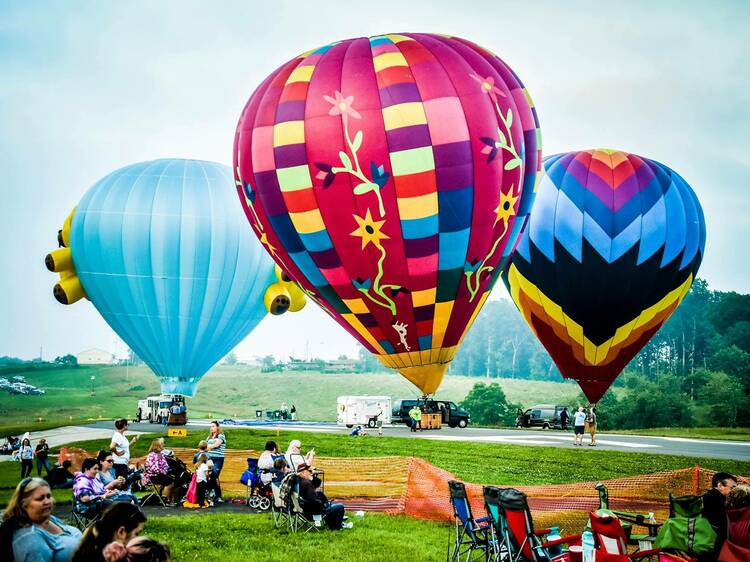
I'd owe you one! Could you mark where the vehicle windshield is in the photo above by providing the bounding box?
[159,402,171,408]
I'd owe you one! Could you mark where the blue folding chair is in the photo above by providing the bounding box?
[448,480,494,561]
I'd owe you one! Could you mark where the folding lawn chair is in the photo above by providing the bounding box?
[70,498,105,531]
[654,494,717,559]
[271,482,290,529]
[448,480,494,562]
[140,481,167,507]
[595,482,661,545]
[498,488,580,562]
[289,484,323,533]
[589,511,660,561]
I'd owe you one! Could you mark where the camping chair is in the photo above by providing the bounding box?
[654,495,717,558]
[595,483,661,545]
[498,487,580,562]
[70,498,105,531]
[271,482,290,529]
[589,511,660,561]
[289,480,323,533]
[448,480,493,561]
[140,480,167,507]
[483,486,511,562]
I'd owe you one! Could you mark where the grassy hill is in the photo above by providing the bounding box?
[0,364,582,429]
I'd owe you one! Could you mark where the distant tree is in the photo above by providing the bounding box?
[708,345,750,388]
[698,372,745,427]
[0,356,25,365]
[224,351,238,365]
[723,321,750,354]
[709,292,750,333]
[54,354,78,367]
[460,382,518,426]
[610,374,694,429]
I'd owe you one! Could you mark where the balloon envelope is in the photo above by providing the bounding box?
[70,159,276,396]
[502,149,706,402]
[234,33,541,393]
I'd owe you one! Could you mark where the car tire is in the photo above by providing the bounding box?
[367,419,377,429]
[458,419,468,428]
[346,424,353,429]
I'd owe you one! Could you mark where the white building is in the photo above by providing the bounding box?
[76,348,115,365]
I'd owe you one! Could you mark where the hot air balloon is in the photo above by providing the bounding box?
[233,33,542,394]
[44,159,300,396]
[502,149,706,403]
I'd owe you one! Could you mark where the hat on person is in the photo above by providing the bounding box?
[296,462,311,472]
[289,439,302,449]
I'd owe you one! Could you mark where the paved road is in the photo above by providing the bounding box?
[84,419,750,461]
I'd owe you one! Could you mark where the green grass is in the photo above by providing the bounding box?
[0,364,583,433]
[606,427,750,441]
[144,512,448,562]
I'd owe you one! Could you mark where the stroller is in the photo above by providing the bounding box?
[244,457,273,511]
[165,454,193,504]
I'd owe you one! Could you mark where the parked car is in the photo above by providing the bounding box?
[515,404,568,429]
[392,399,470,428]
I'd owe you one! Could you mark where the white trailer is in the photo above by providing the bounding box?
[337,395,391,428]
[136,394,186,424]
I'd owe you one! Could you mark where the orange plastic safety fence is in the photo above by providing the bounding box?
[70,445,745,533]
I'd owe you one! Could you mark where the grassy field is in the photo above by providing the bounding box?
[143,512,448,562]
[608,427,750,441]
[0,364,584,431]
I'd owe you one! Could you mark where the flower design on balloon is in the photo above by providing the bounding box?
[470,73,522,171]
[314,91,390,217]
[465,186,518,302]
[350,209,401,316]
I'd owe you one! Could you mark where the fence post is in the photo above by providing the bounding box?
[691,464,700,495]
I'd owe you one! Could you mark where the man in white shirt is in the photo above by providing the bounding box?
[110,418,139,479]
[573,407,587,446]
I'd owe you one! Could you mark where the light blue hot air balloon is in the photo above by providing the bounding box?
[48,159,278,396]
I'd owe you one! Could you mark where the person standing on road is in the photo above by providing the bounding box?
[573,407,586,446]
[34,438,50,477]
[110,419,139,480]
[375,407,384,436]
[205,421,226,503]
[408,405,421,433]
[586,408,597,446]
[559,408,570,431]
[290,404,297,421]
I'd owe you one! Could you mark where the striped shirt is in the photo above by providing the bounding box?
[207,433,225,458]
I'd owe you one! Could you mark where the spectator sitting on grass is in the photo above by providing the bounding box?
[285,439,314,472]
[271,457,289,485]
[349,425,367,437]
[0,476,82,562]
[96,451,138,503]
[74,458,120,512]
[296,462,349,530]
[142,438,177,506]
[47,460,75,489]
[102,536,171,562]
[72,502,147,562]
[721,484,750,562]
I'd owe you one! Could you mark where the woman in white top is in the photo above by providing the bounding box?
[285,439,314,472]
[109,419,139,480]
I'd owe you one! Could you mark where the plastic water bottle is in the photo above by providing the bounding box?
[582,530,595,562]
[546,526,562,557]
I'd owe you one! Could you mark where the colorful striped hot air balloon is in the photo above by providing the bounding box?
[502,149,706,403]
[234,33,541,394]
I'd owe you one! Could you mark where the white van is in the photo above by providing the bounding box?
[136,394,186,424]
[337,396,391,428]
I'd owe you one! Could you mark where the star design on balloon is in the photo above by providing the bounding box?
[494,187,519,228]
[350,209,389,250]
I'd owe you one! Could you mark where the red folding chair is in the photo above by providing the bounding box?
[589,511,660,561]
[499,488,580,561]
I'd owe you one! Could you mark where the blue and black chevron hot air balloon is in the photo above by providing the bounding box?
[502,149,706,403]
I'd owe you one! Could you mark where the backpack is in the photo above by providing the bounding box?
[654,494,717,555]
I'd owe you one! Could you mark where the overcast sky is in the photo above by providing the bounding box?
[2,1,748,362]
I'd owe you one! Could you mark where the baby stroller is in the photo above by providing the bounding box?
[243,457,273,511]
[165,454,192,504]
